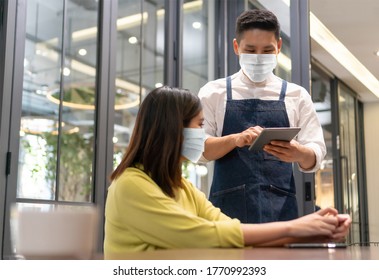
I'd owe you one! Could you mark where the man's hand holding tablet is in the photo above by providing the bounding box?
[248,127,301,152]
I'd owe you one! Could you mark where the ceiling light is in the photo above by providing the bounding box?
[46,85,140,111]
[41,1,202,46]
[192,22,201,29]
[63,67,71,76]
[155,82,163,88]
[375,50,379,56]
[20,116,79,135]
[128,36,138,44]
[78,48,87,56]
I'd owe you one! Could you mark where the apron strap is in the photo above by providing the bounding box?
[279,80,287,101]
[226,76,232,100]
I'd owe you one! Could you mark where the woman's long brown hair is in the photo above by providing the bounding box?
[110,86,202,197]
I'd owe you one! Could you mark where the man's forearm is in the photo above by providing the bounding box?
[203,135,237,161]
[297,145,316,171]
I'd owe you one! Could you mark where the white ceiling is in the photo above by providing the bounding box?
[309,0,379,103]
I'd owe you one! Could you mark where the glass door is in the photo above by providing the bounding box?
[339,84,360,244]
[312,68,335,210]
[2,0,100,259]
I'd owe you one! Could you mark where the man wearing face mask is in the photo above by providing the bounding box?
[198,9,326,224]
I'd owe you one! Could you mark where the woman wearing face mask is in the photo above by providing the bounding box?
[103,86,350,258]
[198,9,326,224]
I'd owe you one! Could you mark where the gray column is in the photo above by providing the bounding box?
[290,0,315,216]
[93,0,117,253]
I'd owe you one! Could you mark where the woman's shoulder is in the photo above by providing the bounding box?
[180,177,207,201]
[110,167,156,197]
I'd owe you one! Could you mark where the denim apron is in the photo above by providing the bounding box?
[209,76,298,223]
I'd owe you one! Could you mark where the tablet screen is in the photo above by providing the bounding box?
[285,243,347,248]
[248,127,301,151]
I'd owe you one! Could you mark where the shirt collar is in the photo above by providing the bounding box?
[238,70,276,86]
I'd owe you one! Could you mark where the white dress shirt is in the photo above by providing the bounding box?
[198,70,326,173]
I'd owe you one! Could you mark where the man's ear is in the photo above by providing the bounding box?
[233,38,240,55]
[277,37,282,54]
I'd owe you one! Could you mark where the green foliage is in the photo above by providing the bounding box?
[21,130,94,202]
[42,131,93,201]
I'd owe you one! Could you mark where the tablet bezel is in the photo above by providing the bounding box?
[248,127,301,152]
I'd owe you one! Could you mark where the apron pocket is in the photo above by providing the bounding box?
[268,184,296,197]
[210,184,247,222]
[265,184,298,221]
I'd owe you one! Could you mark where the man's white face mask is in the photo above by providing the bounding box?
[239,53,277,83]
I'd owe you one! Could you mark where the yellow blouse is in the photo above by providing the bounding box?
[103,166,244,258]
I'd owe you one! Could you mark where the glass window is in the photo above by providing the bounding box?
[181,0,212,193]
[311,68,335,209]
[249,0,292,81]
[339,84,360,244]
[113,0,165,168]
[17,0,98,202]
[182,0,210,93]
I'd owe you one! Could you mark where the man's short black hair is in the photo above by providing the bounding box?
[235,9,280,42]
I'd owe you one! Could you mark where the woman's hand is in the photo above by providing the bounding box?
[288,207,340,238]
[331,214,352,242]
[240,207,351,247]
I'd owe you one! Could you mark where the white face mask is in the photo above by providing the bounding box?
[239,53,277,83]
[182,128,206,163]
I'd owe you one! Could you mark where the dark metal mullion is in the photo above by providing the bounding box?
[93,0,116,253]
[356,101,369,243]
[0,0,17,260]
[214,0,244,79]
[226,0,244,76]
[213,0,226,79]
[331,78,343,213]
[55,0,68,201]
[290,0,315,216]
[138,0,144,105]
[2,0,27,259]
[15,197,93,207]
[164,0,182,87]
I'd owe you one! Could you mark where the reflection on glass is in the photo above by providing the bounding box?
[17,0,98,202]
[113,0,165,168]
[182,0,211,192]
[311,69,335,209]
[182,0,209,93]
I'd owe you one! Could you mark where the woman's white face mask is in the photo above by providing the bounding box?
[239,53,277,83]
[182,128,206,163]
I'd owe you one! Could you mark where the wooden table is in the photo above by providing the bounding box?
[104,245,379,260]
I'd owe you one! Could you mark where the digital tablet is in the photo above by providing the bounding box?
[248,127,301,151]
[285,243,347,249]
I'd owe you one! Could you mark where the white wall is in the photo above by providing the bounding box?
[364,102,379,242]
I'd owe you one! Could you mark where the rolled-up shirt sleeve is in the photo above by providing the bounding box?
[295,88,327,172]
